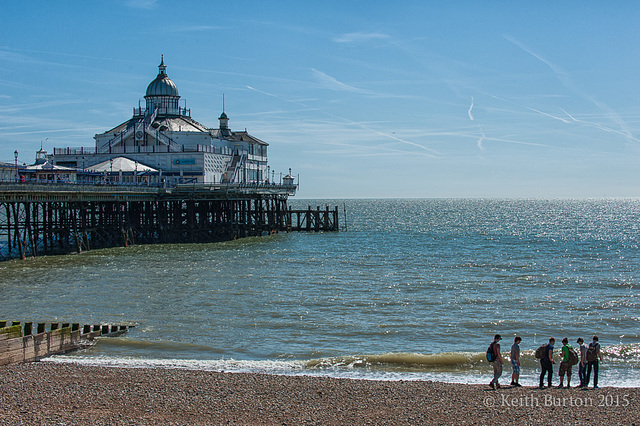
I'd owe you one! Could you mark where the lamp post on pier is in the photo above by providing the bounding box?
[14,150,18,182]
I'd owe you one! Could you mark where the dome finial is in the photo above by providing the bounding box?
[146,56,179,98]
[219,94,229,130]
[158,54,166,75]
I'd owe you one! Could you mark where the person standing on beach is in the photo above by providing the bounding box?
[577,338,587,388]
[510,336,522,387]
[488,334,503,389]
[586,335,603,388]
[558,337,573,388]
[539,337,555,389]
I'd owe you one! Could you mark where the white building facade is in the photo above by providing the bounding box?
[53,57,271,186]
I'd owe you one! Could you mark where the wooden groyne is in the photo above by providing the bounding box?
[0,321,133,365]
[0,183,339,261]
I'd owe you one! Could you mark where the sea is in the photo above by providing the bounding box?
[1,199,639,387]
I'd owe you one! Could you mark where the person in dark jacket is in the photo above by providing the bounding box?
[539,337,555,388]
[488,334,503,389]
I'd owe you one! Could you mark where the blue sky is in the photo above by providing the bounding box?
[1,1,639,198]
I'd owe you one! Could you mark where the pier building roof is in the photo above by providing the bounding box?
[95,57,267,145]
[102,114,209,135]
[24,161,74,171]
[209,129,268,146]
[89,157,157,173]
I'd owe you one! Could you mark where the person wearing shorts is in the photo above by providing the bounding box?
[558,337,573,388]
[510,336,522,387]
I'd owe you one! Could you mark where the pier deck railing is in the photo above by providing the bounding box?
[0,181,297,202]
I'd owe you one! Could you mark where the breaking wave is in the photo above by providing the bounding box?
[307,352,486,372]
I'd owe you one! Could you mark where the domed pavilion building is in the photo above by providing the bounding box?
[53,57,274,187]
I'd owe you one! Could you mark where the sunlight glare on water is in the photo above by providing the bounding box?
[1,199,639,385]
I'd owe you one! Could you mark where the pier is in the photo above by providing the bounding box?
[0,321,133,365]
[0,59,342,261]
[0,182,339,260]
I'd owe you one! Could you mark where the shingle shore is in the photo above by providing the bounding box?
[0,363,638,425]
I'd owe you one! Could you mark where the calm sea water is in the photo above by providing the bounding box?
[1,199,639,386]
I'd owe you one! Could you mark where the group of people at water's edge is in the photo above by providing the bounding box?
[486,334,603,389]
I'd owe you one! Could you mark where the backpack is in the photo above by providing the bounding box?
[486,342,496,362]
[534,344,547,359]
[567,347,579,366]
[586,343,598,362]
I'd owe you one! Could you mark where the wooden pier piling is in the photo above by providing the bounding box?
[0,183,339,261]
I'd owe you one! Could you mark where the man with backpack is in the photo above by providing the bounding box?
[586,335,603,388]
[558,337,575,388]
[488,334,503,389]
[539,337,555,389]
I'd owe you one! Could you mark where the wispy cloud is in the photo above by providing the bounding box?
[468,97,474,121]
[333,32,390,43]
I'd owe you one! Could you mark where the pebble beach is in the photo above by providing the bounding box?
[0,363,638,425]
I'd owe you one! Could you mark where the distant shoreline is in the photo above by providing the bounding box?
[1,363,638,424]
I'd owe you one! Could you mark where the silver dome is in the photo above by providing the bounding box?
[145,57,179,98]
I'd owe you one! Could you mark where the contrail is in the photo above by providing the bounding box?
[560,108,640,143]
[504,35,563,76]
[476,133,485,151]
[504,34,638,144]
[468,97,474,121]
[247,84,440,157]
[490,94,572,124]
[311,69,365,93]
[246,85,277,98]
[526,106,571,124]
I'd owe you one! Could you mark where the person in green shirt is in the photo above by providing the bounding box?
[558,337,573,388]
